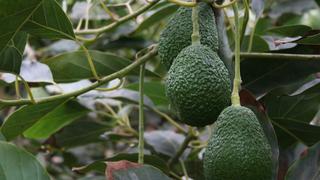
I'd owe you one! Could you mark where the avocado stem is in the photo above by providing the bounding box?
[231,2,242,106]
[191,3,201,45]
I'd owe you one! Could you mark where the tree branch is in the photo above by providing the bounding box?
[0,45,158,107]
[75,0,159,35]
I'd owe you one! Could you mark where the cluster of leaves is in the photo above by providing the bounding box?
[0,0,320,180]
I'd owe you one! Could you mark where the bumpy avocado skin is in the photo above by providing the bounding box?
[158,2,218,70]
[203,106,273,180]
[165,45,231,127]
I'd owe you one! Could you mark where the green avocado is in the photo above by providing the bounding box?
[158,2,219,70]
[203,106,273,180]
[165,44,231,127]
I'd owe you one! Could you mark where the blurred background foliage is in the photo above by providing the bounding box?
[1,0,320,179]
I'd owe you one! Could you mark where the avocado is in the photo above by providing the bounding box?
[165,44,231,127]
[203,106,273,180]
[158,2,219,70]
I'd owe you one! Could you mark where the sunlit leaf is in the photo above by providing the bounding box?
[0,142,50,180]
[1,99,68,140]
[24,100,89,139]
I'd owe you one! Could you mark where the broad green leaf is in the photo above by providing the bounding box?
[267,25,312,37]
[0,0,41,52]
[133,4,178,34]
[242,58,320,96]
[0,142,50,180]
[22,0,75,40]
[263,87,320,123]
[126,82,168,107]
[0,32,28,73]
[107,161,171,180]
[24,100,89,139]
[272,118,320,147]
[0,46,22,73]
[0,99,68,140]
[285,142,320,180]
[73,154,169,175]
[42,50,160,82]
[12,31,28,54]
[55,119,111,148]
[262,85,320,147]
[316,0,320,6]
[296,33,320,45]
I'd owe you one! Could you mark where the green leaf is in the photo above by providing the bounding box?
[296,33,320,45]
[107,161,171,180]
[133,4,178,34]
[126,82,168,107]
[262,85,320,147]
[285,142,320,180]
[267,25,312,37]
[272,118,320,147]
[263,87,320,123]
[242,58,320,96]
[22,0,75,40]
[0,47,23,73]
[0,32,28,73]
[0,99,68,140]
[316,0,320,6]
[12,31,28,54]
[23,100,89,139]
[0,142,50,180]
[0,0,41,52]
[42,50,160,82]
[55,119,111,148]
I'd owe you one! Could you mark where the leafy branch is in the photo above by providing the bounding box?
[2,46,320,108]
[0,45,158,107]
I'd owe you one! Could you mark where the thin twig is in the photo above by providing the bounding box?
[168,129,196,167]
[75,0,159,35]
[150,107,187,134]
[138,63,146,164]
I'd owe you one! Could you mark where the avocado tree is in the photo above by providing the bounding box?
[0,0,320,179]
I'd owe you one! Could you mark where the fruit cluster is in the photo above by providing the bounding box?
[159,3,231,127]
[159,2,273,180]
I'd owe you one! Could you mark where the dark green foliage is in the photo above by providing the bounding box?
[165,45,231,127]
[158,2,218,70]
[203,106,273,180]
